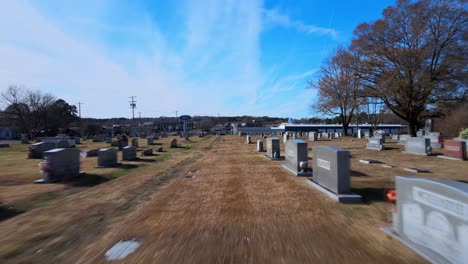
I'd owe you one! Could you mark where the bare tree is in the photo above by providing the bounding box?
[309,47,362,136]
[351,0,467,135]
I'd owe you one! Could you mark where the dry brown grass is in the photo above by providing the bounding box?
[1,135,466,263]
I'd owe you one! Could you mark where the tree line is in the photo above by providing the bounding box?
[1,85,78,138]
[310,0,467,136]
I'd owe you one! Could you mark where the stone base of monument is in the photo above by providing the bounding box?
[281,163,312,177]
[34,171,85,184]
[95,163,121,168]
[380,227,441,264]
[402,151,434,156]
[264,155,284,160]
[307,179,362,203]
[437,155,466,161]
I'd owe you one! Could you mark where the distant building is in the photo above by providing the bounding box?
[0,127,20,140]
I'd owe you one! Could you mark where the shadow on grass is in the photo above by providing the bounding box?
[352,187,389,204]
[65,174,110,187]
[133,158,156,162]
[384,146,401,150]
[350,170,369,177]
[0,205,25,222]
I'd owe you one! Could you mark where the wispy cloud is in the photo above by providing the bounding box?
[263,8,338,39]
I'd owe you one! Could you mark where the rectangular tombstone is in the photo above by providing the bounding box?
[334,132,340,138]
[312,146,350,194]
[67,139,76,147]
[405,137,432,155]
[399,134,411,145]
[389,176,468,264]
[442,140,466,160]
[35,148,80,183]
[425,134,442,148]
[322,132,329,139]
[122,146,137,161]
[256,140,263,152]
[147,137,154,145]
[105,137,112,143]
[93,135,105,142]
[265,137,281,159]
[283,134,289,143]
[375,133,386,143]
[132,138,139,147]
[364,132,370,138]
[310,146,362,203]
[392,134,399,140]
[282,139,310,176]
[246,135,251,144]
[86,148,99,157]
[97,148,118,167]
[308,132,317,142]
[367,137,384,150]
[357,129,362,139]
[29,142,56,159]
[417,130,425,138]
[56,140,69,148]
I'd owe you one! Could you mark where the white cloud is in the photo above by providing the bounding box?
[263,8,338,39]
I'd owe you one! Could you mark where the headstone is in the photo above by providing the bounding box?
[147,137,154,145]
[364,132,370,138]
[399,134,411,145]
[246,135,251,144]
[385,176,468,264]
[118,139,128,151]
[417,130,425,138]
[392,134,399,140]
[56,139,69,148]
[334,132,340,138]
[35,148,80,183]
[441,140,466,160]
[424,119,434,133]
[170,139,177,148]
[131,138,139,147]
[256,140,263,152]
[105,137,112,144]
[97,148,118,167]
[366,137,384,150]
[74,137,81,144]
[21,137,30,144]
[86,148,99,157]
[375,132,386,144]
[283,133,289,143]
[425,133,442,148]
[308,132,317,142]
[282,139,310,176]
[0,143,10,148]
[93,135,105,142]
[28,142,56,159]
[357,129,362,139]
[322,132,329,139]
[67,139,76,147]
[142,148,153,156]
[265,137,281,160]
[310,145,362,203]
[405,137,432,155]
[122,146,137,161]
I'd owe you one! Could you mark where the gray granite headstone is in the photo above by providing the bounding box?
[387,176,468,264]
[86,148,99,157]
[367,137,384,150]
[256,140,263,152]
[309,132,317,142]
[35,148,80,183]
[28,142,56,159]
[282,139,310,176]
[265,137,281,159]
[246,135,251,144]
[142,148,153,156]
[97,148,118,167]
[310,146,362,203]
[122,146,137,161]
[132,138,139,147]
[405,137,432,155]
[425,133,442,148]
[417,130,425,138]
[399,134,411,145]
[375,133,386,143]
[170,139,177,148]
[147,137,154,145]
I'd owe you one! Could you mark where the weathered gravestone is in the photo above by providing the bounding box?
[74,137,81,144]
[142,148,153,156]
[28,142,56,159]
[86,148,99,157]
[309,146,362,203]
[357,129,362,139]
[147,137,154,145]
[122,146,137,161]
[118,139,128,151]
[417,130,425,138]
[35,148,80,183]
[367,137,384,151]
[170,139,177,148]
[265,137,281,160]
[105,137,112,144]
[132,138,139,148]
[322,132,329,139]
[246,135,252,144]
[282,139,310,176]
[399,134,411,145]
[375,133,386,144]
[283,133,289,143]
[405,137,432,155]
[93,135,105,142]
[392,134,399,140]
[97,148,118,167]
[56,139,69,148]
[256,140,263,152]
[383,176,468,264]
[439,139,467,160]
[364,132,370,138]
[308,132,317,142]
[425,132,442,148]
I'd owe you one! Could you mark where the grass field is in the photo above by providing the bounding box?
[0,135,466,263]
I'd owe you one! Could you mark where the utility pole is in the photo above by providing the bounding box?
[129,96,136,120]
[175,110,178,118]
[77,102,84,118]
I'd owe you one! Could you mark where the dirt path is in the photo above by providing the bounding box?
[0,136,218,264]
[64,136,427,264]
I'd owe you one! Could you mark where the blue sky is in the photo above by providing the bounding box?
[0,0,395,118]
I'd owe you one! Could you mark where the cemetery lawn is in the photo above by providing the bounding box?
[1,135,467,263]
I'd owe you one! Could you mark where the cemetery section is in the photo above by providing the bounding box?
[1,135,467,263]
